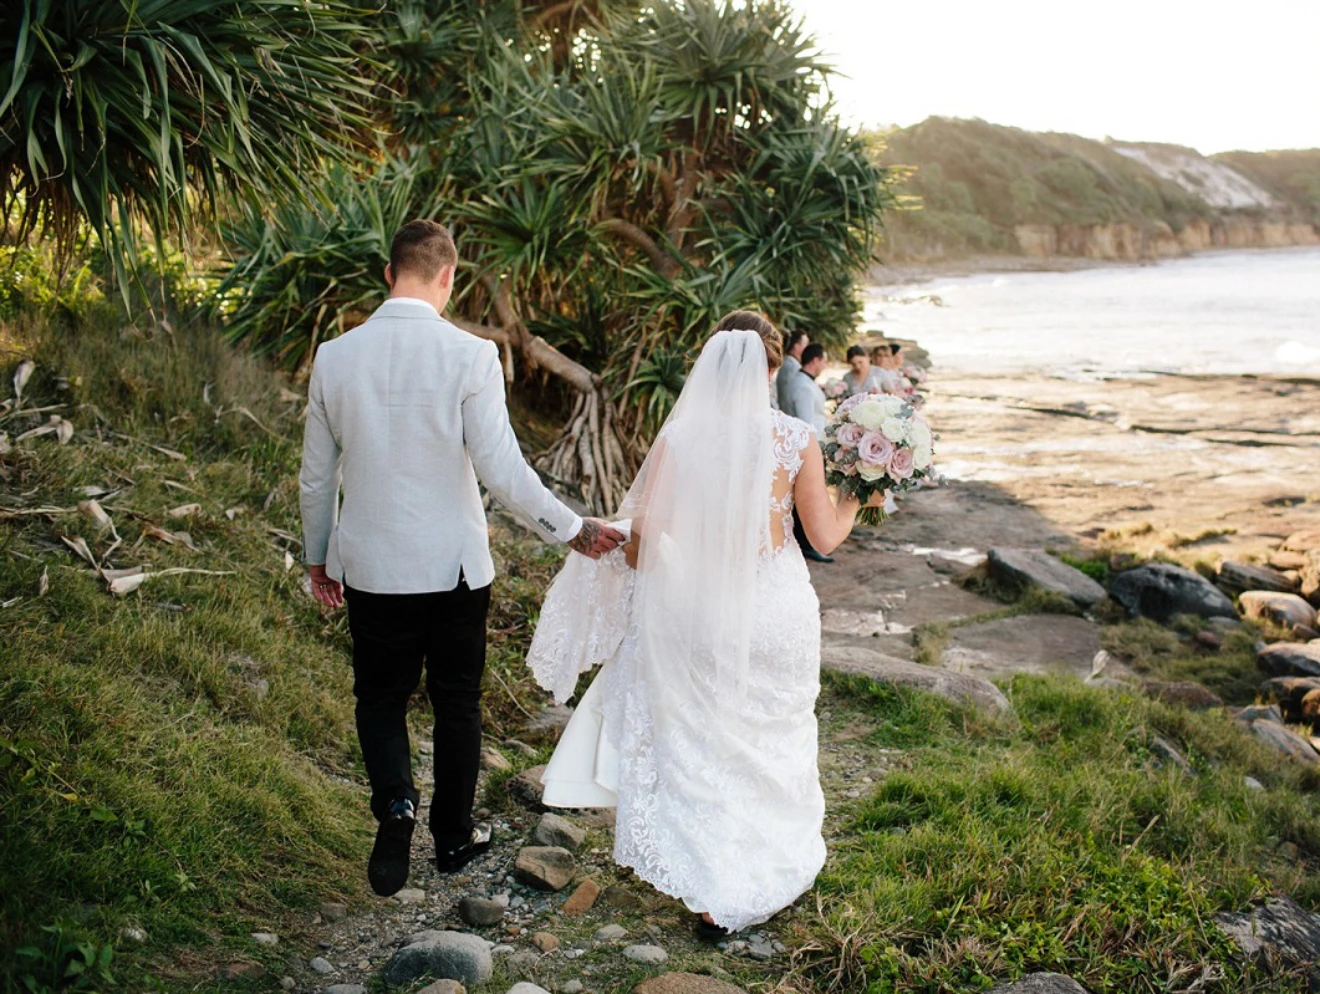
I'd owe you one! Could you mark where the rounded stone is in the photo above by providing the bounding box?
[458,896,505,927]
[622,944,669,965]
[381,930,493,987]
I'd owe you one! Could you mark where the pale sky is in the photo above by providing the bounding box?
[794,0,1320,154]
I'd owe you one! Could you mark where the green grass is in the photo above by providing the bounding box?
[0,305,565,991]
[801,673,1320,993]
[1100,618,1264,705]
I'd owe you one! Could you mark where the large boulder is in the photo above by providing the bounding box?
[1217,561,1299,594]
[1215,896,1320,968]
[1234,707,1320,765]
[1258,642,1320,679]
[1281,534,1320,608]
[987,974,1092,994]
[1239,591,1318,631]
[986,548,1106,608]
[1109,563,1235,623]
[381,931,492,988]
[821,646,1012,716]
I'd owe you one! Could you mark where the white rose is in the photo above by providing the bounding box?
[879,395,906,417]
[912,444,933,470]
[851,400,887,430]
[909,421,932,449]
[857,462,888,482]
[880,417,907,442]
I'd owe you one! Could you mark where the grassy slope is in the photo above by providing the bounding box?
[1212,149,1320,226]
[807,672,1320,993]
[5,299,1320,993]
[0,305,564,991]
[873,117,1214,258]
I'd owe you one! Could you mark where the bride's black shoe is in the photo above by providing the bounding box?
[694,915,730,942]
[368,797,415,897]
[436,822,494,873]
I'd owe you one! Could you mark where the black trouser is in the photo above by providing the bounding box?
[344,579,491,852]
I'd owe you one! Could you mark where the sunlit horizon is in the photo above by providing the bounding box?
[794,0,1320,155]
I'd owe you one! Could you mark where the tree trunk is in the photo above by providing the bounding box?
[537,385,635,515]
[452,314,635,515]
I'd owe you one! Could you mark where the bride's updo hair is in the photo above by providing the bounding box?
[713,310,783,371]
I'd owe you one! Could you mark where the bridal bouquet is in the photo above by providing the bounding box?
[822,377,848,401]
[822,393,936,525]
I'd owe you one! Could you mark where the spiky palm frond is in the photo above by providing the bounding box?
[214,158,437,374]
[0,0,377,280]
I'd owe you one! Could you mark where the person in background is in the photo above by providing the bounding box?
[776,330,809,411]
[842,345,886,396]
[781,343,833,562]
[870,343,907,393]
[782,343,827,433]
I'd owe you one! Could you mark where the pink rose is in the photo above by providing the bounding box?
[888,446,915,480]
[837,422,866,448]
[836,394,866,417]
[857,431,895,467]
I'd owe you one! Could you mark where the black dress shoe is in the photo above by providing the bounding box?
[436,823,494,873]
[803,548,835,564]
[694,916,730,942]
[368,798,415,897]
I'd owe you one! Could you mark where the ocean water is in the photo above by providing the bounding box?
[864,247,1320,378]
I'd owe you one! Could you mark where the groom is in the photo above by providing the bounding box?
[299,219,623,897]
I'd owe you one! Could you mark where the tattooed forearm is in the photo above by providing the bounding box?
[569,519,602,555]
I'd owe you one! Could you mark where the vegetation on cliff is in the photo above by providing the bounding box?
[1214,149,1320,226]
[873,117,1320,261]
[873,117,1211,258]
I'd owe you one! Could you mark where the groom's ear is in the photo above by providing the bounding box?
[384,263,395,288]
[439,265,454,291]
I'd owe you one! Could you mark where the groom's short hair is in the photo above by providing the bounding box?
[390,220,458,281]
[800,343,826,366]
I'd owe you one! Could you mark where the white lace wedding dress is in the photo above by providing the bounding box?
[528,394,825,932]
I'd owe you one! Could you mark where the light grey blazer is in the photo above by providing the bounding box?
[775,354,801,411]
[299,298,581,594]
[782,368,828,434]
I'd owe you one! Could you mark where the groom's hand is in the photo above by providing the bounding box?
[308,563,344,609]
[568,518,625,559]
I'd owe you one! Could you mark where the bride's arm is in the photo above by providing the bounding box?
[793,443,881,554]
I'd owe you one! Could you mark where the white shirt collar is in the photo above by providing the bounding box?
[384,296,440,316]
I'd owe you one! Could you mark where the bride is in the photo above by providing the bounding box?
[526,311,877,934]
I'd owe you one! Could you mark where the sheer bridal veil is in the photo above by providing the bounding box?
[528,328,773,709]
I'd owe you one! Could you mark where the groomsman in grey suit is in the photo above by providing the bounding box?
[780,343,833,561]
[775,329,809,411]
[782,342,828,433]
[299,220,623,897]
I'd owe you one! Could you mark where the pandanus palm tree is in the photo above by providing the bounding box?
[0,0,375,287]
[216,0,896,512]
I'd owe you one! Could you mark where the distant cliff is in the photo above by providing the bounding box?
[874,118,1320,262]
